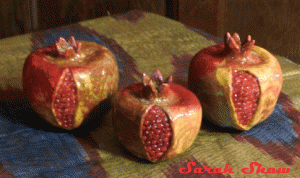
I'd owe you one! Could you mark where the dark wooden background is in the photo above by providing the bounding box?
[1,0,299,64]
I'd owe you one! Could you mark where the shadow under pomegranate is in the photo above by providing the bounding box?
[72,97,113,137]
[0,88,65,133]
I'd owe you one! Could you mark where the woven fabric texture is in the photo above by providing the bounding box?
[0,10,300,178]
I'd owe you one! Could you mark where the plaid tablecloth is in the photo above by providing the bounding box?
[1,10,300,178]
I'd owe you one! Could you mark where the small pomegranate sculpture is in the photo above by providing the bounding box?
[112,70,202,162]
[188,32,282,130]
[23,36,119,130]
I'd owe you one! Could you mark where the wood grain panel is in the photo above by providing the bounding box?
[178,0,300,63]
[38,0,165,32]
[0,0,165,39]
[1,0,299,64]
[128,0,165,16]
[225,0,300,64]
[178,0,226,37]
[0,0,38,39]
[38,0,112,31]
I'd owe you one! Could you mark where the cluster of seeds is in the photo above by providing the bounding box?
[53,70,77,128]
[231,69,260,125]
[141,105,172,161]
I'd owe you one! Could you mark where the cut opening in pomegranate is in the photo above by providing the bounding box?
[232,69,260,125]
[188,32,282,130]
[23,36,119,130]
[53,69,78,128]
[141,105,172,161]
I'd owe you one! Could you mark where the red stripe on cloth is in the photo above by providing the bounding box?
[231,92,300,165]
[171,54,194,88]
[77,137,108,178]
[112,10,145,23]
[162,155,232,178]
[239,133,296,165]
[232,133,248,143]
[93,34,142,90]
[278,93,300,125]
[0,164,14,178]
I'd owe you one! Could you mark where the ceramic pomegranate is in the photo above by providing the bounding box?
[188,32,282,130]
[112,70,202,162]
[22,36,119,130]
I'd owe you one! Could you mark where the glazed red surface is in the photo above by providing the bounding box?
[113,77,202,162]
[23,45,64,107]
[189,44,225,77]
[188,33,282,130]
[23,40,119,129]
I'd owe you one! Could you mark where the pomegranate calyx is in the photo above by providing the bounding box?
[142,70,172,102]
[55,36,82,58]
[142,73,157,102]
[224,32,259,66]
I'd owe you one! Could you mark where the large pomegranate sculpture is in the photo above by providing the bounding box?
[23,36,119,130]
[112,70,202,162]
[188,32,282,130]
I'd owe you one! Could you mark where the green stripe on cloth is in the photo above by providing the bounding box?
[0,34,32,90]
[1,10,300,177]
[79,11,215,80]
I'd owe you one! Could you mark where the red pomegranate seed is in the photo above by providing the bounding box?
[146,125,152,130]
[161,147,167,152]
[150,150,155,156]
[144,120,150,125]
[158,138,163,143]
[146,146,152,152]
[53,70,77,128]
[141,105,172,161]
[154,129,162,134]
[163,137,169,143]
[232,69,260,125]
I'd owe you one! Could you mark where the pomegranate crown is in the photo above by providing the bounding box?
[55,36,82,58]
[142,69,172,102]
[224,32,258,64]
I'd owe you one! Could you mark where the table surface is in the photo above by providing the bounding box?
[1,10,300,178]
